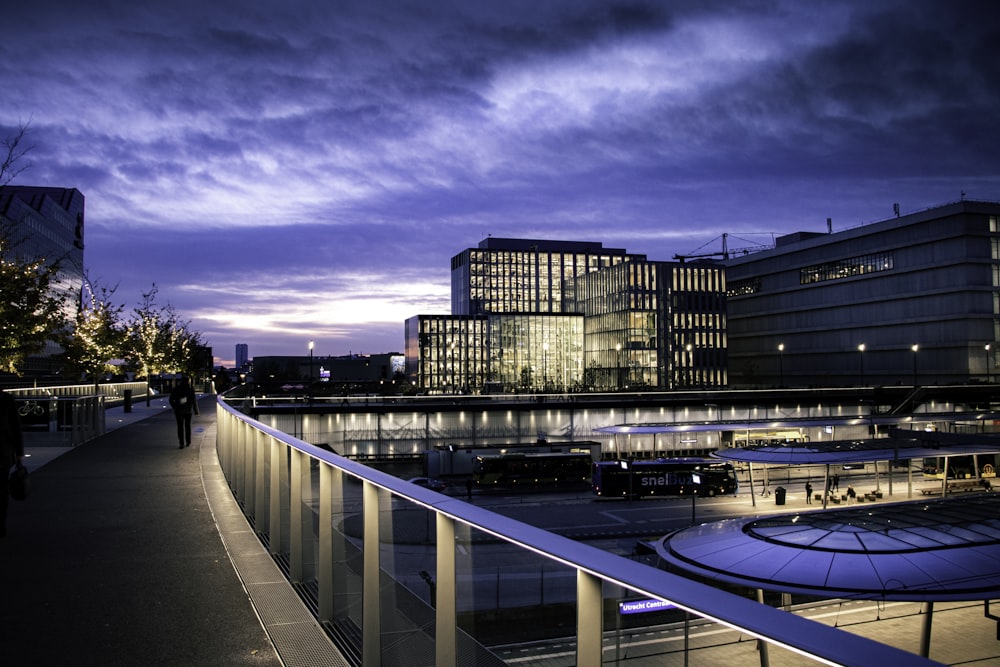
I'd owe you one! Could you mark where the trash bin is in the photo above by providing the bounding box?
[775,486,786,505]
[123,389,133,413]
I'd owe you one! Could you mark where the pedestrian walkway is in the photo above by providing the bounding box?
[1,395,346,666]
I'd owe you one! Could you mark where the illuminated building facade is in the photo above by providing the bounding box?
[451,237,642,315]
[566,260,727,390]
[407,238,727,393]
[404,313,585,393]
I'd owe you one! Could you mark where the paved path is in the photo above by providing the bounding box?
[1,396,344,666]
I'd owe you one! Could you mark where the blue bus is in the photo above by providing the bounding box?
[592,458,738,499]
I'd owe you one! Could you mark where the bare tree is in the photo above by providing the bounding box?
[0,120,33,186]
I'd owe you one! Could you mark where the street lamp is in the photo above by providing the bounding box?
[542,342,549,392]
[986,344,992,383]
[686,343,693,388]
[308,339,314,385]
[911,344,918,386]
[857,344,866,386]
[615,343,622,390]
[777,343,785,387]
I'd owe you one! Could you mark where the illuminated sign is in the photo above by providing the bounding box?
[619,598,676,615]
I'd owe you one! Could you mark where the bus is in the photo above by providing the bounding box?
[472,452,593,490]
[592,458,738,499]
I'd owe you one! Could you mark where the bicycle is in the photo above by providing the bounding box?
[17,400,46,417]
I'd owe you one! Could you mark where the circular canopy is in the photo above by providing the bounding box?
[656,494,1000,601]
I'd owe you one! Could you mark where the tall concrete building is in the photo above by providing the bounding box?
[235,343,249,370]
[724,199,1000,387]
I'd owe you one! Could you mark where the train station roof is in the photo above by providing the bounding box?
[655,494,1000,602]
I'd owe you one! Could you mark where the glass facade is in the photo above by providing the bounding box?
[410,240,727,392]
[489,313,583,392]
[451,237,641,315]
[405,315,488,394]
[567,260,727,390]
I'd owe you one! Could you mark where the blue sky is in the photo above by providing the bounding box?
[3,0,998,366]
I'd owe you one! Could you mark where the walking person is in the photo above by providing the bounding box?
[805,481,813,504]
[832,474,840,492]
[0,389,25,537]
[169,376,199,449]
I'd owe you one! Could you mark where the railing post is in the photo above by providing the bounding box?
[362,480,381,666]
[318,463,334,622]
[253,428,267,534]
[436,513,457,667]
[290,448,305,582]
[268,437,283,556]
[243,424,256,515]
[577,570,603,667]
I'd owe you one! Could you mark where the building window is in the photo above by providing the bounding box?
[727,277,760,296]
[799,252,894,285]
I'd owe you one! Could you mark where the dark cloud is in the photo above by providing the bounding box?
[2,0,998,364]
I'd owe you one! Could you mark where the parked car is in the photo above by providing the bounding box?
[407,477,447,492]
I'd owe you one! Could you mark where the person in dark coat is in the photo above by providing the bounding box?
[168,376,199,449]
[0,389,25,537]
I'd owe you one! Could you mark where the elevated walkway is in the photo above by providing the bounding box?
[1,396,345,666]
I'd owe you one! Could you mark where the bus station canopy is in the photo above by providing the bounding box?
[595,421,1000,465]
[655,493,1000,602]
[709,427,1000,465]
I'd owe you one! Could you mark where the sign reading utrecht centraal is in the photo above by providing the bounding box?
[619,598,677,615]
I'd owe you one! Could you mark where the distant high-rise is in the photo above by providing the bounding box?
[235,343,249,370]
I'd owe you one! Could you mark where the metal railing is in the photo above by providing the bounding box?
[13,395,106,447]
[215,396,936,667]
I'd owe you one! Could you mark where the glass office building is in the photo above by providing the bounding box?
[407,239,727,393]
[566,260,727,390]
[451,237,642,315]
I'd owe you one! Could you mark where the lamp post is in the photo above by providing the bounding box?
[911,344,918,386]
[857,344,866,386]
[615,343,622,391]
[308,339,314,384]
[542,342,549,392]
[986,344,992,383]
[777,343,784,387]
[686,343,693,389]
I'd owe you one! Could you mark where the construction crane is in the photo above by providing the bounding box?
[673,233,773,263]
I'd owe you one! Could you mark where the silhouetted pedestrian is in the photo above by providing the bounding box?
[805,481,813,504]
[169,376,199,449]
[0,389,25,537]
[832,474,840,491]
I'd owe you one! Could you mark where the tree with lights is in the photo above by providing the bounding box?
[61,279,126,385]
[0,120,67,375]
[0,220,70,375]
[124,285,204,400]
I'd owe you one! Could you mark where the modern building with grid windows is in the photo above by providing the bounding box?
[724,199,1000,388]
[407,238,727,393]
[566,259,727,390]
